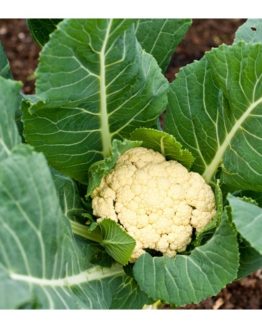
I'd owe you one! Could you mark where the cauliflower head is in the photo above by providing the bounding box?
[92,147,216,261]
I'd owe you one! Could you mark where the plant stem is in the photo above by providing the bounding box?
[70,220,103,243]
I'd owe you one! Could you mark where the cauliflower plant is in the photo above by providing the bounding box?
[92,147,216,261]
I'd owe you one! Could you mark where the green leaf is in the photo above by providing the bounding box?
[99,219,136,265]
[133,211,239,306]
[0,42,12,78]
[0,270,31,309]
[165,43,262,191]
[71,219,135,265]
[130,127,194,169]
[28,18,192,71]
[0,77,21,161]
[51,169,85,221]
[164,58,223,178]
[27,19,63,46]
[228,194,262,254]
[136,19,191,72]
[235,19,262,43]
[238,240,262,279]
[0,146,147,309]
[22,19,169,183]
[87,139,141,196]
[165,57,225,177]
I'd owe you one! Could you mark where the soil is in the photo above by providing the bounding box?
[0,18,261,309]
[0,19,40,93]
[166,19,246,81]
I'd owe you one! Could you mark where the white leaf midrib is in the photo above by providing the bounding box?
[203,96,262,182]
[100,19,113,157]
[0,138,11,156]
[10,264,123,287]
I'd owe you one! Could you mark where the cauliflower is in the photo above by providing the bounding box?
[92,147,216,261]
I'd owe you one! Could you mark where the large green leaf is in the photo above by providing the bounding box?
[23,19,169,183]
[133,212,239,306]
[165,57,226,176]
[165,43,262,191]
[27,19,63,46]
[235,19,262,43]
[0,77,21,161]
[0,146,148,309]
[0,270,31,308]
[130,127,194,169]
[0,42,12,78]
[136,19,191,72]
[228,195,262,254]
[26,19,192,72]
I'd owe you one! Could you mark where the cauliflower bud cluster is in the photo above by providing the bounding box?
[92,147,216,261]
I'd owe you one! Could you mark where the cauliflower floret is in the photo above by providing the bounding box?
[117,147,165,169]
[92,147,216,261]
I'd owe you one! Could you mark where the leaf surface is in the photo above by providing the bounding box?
[0,77,21,161]
[133,212,239,306]
[99,219,135,265]
[0,147,148,309]
[27,18,192,73]
[136,19,191,71]
[238,240,262,278]
[165,43,262,191]
[23,19,168,183]
[229,195,262,254]
[235,19,262,43]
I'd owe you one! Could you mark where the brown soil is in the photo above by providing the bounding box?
[166,19,246,81]
[0,18,261,309]
[0,19,39,93]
